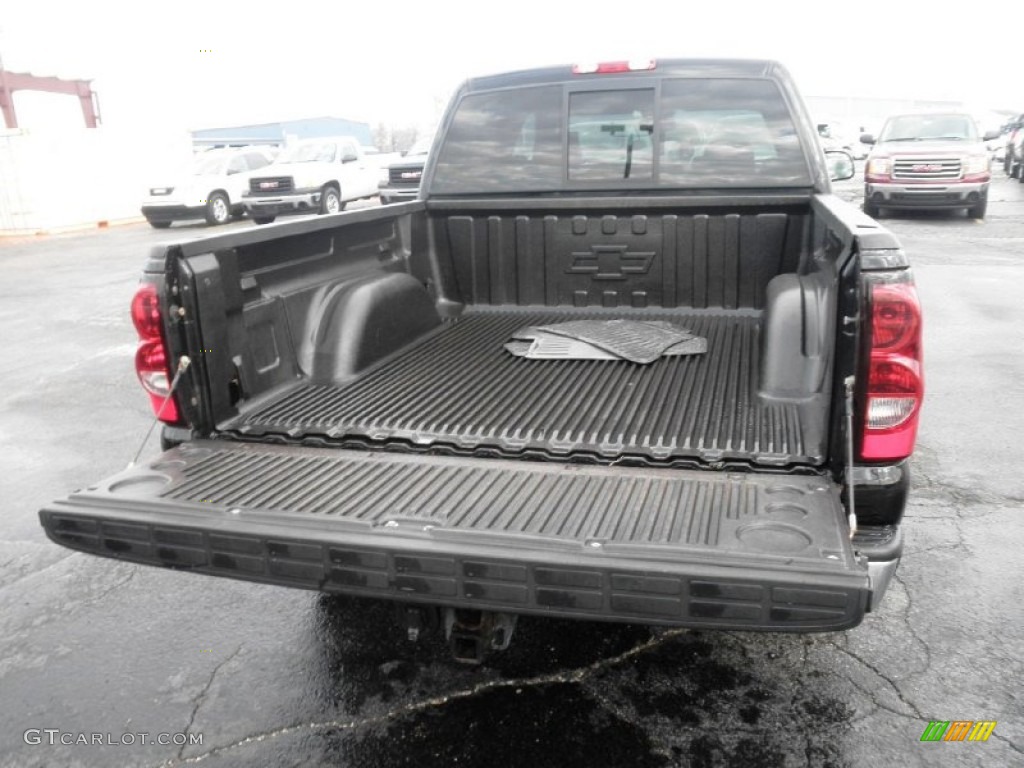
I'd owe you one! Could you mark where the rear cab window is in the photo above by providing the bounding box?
[432,77,811,193]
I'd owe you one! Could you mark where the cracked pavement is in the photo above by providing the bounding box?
[2,179,1023,767]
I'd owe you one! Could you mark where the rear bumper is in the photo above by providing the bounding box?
[853,525,902,611]
[40,441,879,632]
[865,181,988,209]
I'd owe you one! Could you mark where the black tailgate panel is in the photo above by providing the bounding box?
[41,441,868,630]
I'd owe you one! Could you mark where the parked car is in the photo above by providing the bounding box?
[378,135,434,204]
[140,147,277,228]
[242,137,380,224]
[1011,128,1024,184]
[862,112,998,219]
[816,121,864,159]
[42,59,917,663]
[989,132,1007,163]
[1002,114,1024,177]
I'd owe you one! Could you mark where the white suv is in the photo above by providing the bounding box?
[242,137,380,224]
[141,147,276,228]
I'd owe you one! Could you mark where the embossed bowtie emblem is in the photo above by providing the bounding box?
[566,244,655,280]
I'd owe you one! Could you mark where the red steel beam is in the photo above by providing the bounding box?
[0,70,100,129]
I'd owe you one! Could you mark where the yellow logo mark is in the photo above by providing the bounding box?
[967,721,997,742]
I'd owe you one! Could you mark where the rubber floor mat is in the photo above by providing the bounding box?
[508,321,706,361]
[505,336,620,359]
[534,319,695,363]
[664,336,708,356]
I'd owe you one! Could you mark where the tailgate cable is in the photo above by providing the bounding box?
[128,356,191,468]
[844,375,858,539]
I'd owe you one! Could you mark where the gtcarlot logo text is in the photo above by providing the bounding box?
[24,729,203,747]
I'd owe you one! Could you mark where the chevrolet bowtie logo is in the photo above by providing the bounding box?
[567,245,655,280]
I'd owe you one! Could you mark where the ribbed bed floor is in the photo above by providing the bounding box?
[227,309,817,465]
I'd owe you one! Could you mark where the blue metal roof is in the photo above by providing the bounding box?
[192,117,372,146]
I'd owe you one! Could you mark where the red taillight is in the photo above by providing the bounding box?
[870,283,920,352]
[131,283,181,424]
[572,60,656,75]
[860,277,923,461]
[131,284,163,339]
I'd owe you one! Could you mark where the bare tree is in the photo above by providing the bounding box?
[371,121,419,152]
[391,124,418,152]
[372,122,391,152]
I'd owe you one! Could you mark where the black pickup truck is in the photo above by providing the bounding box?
[41,60,922,661]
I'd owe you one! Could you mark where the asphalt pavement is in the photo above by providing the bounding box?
[1,182,1022,768]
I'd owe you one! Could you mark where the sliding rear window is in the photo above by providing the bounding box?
[431,78,811,193]
[568,89,655,182]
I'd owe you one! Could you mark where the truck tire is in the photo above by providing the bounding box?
[253,216,276,225]
[205,192,231,225]
[320,185,344,215]
[968,200,987,220]
[148,220,172,229]
[863,201,880,218]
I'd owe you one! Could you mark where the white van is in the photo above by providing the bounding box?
[141,147,277,228]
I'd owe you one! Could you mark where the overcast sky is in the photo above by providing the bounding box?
[2,1,1018,135]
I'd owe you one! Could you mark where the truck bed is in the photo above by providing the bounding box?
[224,307,821,467]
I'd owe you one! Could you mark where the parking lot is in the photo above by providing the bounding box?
[1,174,1022,767]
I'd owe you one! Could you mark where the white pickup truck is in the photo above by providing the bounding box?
[241,136,380,224]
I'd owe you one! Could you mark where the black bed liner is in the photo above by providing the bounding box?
[41,441,868,630]
[226,308,821,466]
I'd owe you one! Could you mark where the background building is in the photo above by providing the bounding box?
[191,117,372,149]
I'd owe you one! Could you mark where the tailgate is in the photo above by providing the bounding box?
[40,441,869,631]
